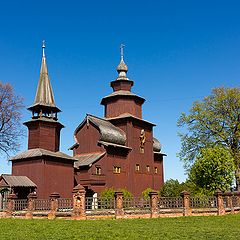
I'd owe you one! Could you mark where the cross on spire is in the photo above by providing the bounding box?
[120,43,125,61]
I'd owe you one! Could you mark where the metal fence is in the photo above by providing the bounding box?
[158,197,183,209]
[0,199,7,211]
[190,196,217,208]
[14,199,28,211]
[123,197,150,210]
[58,198,73,212]
[34,199,51,211]
[232,196,240,208]
[85,197,115,211]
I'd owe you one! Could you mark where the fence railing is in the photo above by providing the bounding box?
[14,199,28,211]
[190,196,217,208]
[0,199,7,211]
[58,198,73,212]
[123,197,150,210]
[34,199,51,211]
[158,197,183,209]
[86,197,115,210]
[3,191,240,219]
[232,196,240,208]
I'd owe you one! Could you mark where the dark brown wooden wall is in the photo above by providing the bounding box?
[74,122,103,155]
[105,98,142,118]
[27,121,61,152]
[12,158,74,198]
[74,119,164,197]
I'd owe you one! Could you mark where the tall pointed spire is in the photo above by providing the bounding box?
[28,41,60,116]
[116,43,128,79]
[34,41,56,108]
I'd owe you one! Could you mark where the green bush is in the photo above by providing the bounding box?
[100,188,115,200]
[141,188,158,200]
[100,188,133,200]
[121,188,133,199]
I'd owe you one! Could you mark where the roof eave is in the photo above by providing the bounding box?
[100,94,145,105]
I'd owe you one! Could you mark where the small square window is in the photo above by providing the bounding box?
[96,166,101,175]
[135,164,140,171]
[113,166,121,174]
[146,165,150,172]
[154,167,158,174]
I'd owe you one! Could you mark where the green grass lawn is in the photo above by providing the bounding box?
[0,214,240,240]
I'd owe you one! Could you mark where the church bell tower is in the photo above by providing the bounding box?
[24,41,64,152]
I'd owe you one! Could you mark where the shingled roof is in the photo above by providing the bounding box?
[101,90,145,105]
[10,148,76,161]
[73,114,127,146]
[106,113,156,126]
[0,174,36,188]
[153,137,161,152]
[74,152,106,168]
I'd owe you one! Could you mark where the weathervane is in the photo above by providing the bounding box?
[120,43,125,61]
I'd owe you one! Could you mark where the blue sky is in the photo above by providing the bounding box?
[0,1,240,182]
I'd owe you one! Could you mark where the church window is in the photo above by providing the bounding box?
[154,167,158,174]
[135,164,140,171]
[96,166,101,175]
[146,165,150,172]
[113,166,121,174]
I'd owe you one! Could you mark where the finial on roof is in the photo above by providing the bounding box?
[117,43,128,79]
[42,40,45,57]
[120,43,125,61]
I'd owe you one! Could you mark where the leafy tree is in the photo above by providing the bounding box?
[159,179,185,197]
[0,82,24,157]
[189,146,235,193]
[177,87,240,189]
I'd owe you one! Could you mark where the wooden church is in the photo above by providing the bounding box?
[1,43,166,199]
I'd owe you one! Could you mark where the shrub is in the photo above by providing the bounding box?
[100,188,115,200]
[141,188,158,200]
[100,188,133,200]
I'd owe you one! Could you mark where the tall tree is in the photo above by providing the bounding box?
[177,87,240,189]
[0,82,24,157]
[189,146,235,193]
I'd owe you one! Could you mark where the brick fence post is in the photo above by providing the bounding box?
[25,192,37,219]
[215,190,225,215]
[180,191,191,216]
[149,191,159,218]
[48,192,60,220]
[5,193,17,218]
[114,191,124,219]
[72,184,86,220]
[223,192,234,214]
